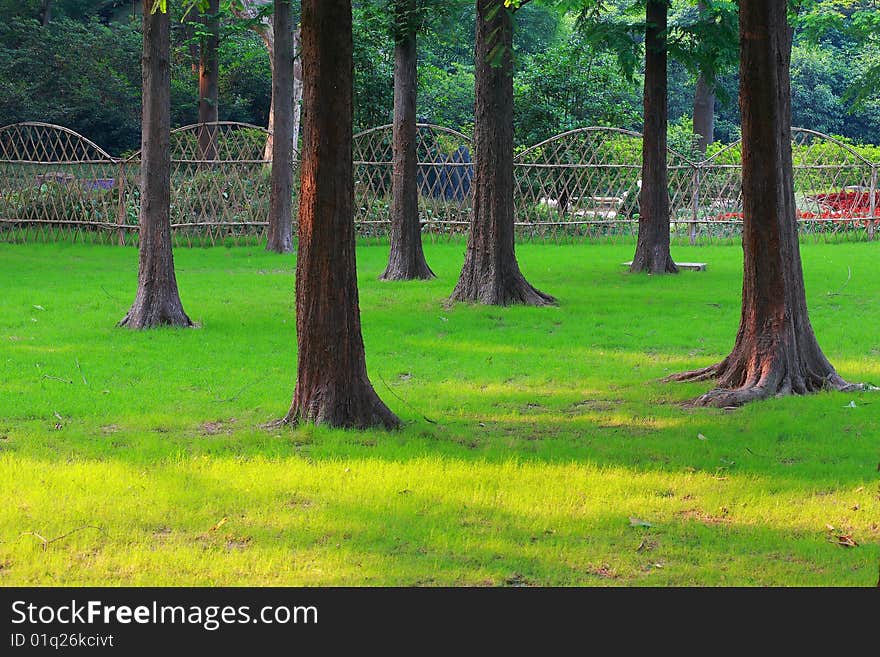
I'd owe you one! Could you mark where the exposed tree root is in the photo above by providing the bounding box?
[669,356,869,408]
[379,259,435,281]
[663,361,725,384]
[284,382,401,430]
[450,270,556,307]
[118,298,193,329]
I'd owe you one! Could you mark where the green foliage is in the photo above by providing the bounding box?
[0,17,142,154]
[0,180,119,225]
[514,37,642,145]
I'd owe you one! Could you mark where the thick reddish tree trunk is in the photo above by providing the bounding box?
[284,0,399,429]
[668,0,863,407]
[197,0,220,161]
[119,4,192,330]
[450,0,554,305]
[266,0,294,253]
[631,0,678,274]
[380,0,435,281]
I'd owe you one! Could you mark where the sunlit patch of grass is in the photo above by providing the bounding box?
[0,240,878,585]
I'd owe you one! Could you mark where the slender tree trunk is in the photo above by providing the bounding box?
[266,0,294,253]
[119,4,192,329]
[693,74,715,157]
[450,0,555,306]
[197,0,220,162]
[668,0,863,407]
[284,0,399,429]
[40,0,52,26]
[292,27,302,158]
[631,0,678,274]
[231,1,302,161]
[692,0,715,157]
[380,0,435,281]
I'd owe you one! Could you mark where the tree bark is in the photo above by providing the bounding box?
[693,74,715,157]
[692,0,715,157]
[231,0,302,161]
[39,0,52,26]
[631,0,678,274]
[450,0,555,306]
[197,0,220,162]
[380,0,435,281]
[284,0,400,430]
[119,4,192,330]
[266,0,294,253]
[668,0,862,407]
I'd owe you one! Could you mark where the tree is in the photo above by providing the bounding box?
[119,1,192,329]
[684,0,737,156]
[574,0,737,268]
[197,0,220,160]
[265,0,294,253]
[450,0,555,306]
[691,1,713,155]
[380,0,436,280]
[284,0,400,429]
[668,0,864,406]
[630,0,678,274]
[231,0,303,160]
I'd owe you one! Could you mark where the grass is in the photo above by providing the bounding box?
[0,239,878,586]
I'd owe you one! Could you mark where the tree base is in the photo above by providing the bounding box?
[450,271,556,307]
[379,261,435,281]
[265,238,293,254]
[667,358,867,408]
[118,299,193,330]
[629,252,679,274]
[284,382,401,430]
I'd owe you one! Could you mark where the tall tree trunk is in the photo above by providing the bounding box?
[40,0,52,26]
[266,0,294,253]
[197,0,220,162]
[668,0,863,407]
[692,0,715,157]
[450,0,555,306]
[231,1,302,161]
[631,0,678,274]
[284,0,400,429]
[693,73,715,157]
[380,0,435,281]
[119,4,192,330]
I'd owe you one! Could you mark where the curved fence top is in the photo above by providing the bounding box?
[124,121,273,164]
[514,126,696,168]
[705,127,874,167]
[0,122,115,163]
[354,123,473,164]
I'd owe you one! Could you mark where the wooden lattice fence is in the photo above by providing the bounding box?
[0,122,876,246]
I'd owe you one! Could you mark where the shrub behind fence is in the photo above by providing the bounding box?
[0,121,876,246]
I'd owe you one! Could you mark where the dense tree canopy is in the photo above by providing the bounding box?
[0,0,876,152]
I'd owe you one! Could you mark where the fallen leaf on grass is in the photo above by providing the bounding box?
[697,433,708,441]
[834,534,858,548]
[629,518,653,528]
[208,517,228,532]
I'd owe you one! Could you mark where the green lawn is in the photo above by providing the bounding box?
[0,239,878,586]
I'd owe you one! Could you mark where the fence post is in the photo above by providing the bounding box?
[869,164,877,242]
[116,160,127,246]
[689,165,700,245]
